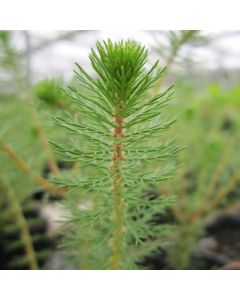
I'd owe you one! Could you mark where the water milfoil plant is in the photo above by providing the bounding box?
[51,40,180,269]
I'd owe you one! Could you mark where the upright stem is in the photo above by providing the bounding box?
[30,106,59,175]
[108,108,125,269]
[3,180,39,270]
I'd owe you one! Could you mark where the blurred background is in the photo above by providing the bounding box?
[0,30,240,270]
[1,31,240,84]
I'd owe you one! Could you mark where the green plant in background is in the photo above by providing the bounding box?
[33,78,69,109]
[165,83,240,269]
[153,30,208,70]
[150,32,240,268]
[0,160,56,270]
[0,30,60,175]
[0,31,66,270]
[0,31,70,197]
[0,176,38,270]
[51,40,180,269]
[152,30,208,92]
[163,31,207,65]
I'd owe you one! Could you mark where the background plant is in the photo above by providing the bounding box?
[0,31,67,269]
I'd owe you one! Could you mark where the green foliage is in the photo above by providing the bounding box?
[0,30,10,44]
[51,40,180,269]
[33,78,67,107]
[0,36,66,269]
[2,31,239,270]
[0,30,21,73]
[152,30,208,68]
[0,173,51,270]
[0,98,63,270]
[168,30,206,50]
[167,82,240,269]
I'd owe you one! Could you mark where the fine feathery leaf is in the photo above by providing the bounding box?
[51,39,180,270]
